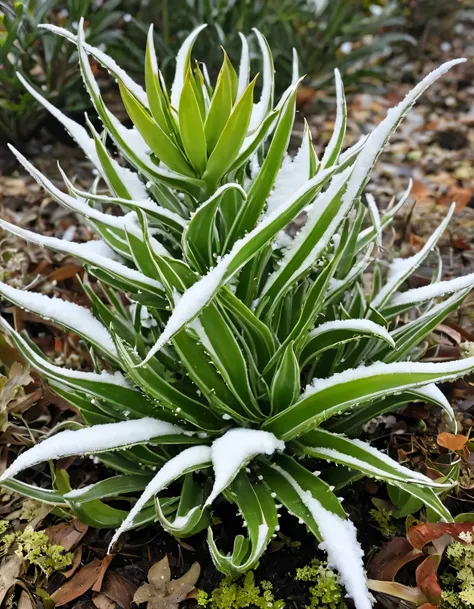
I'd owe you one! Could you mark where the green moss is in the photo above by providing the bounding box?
[369,507,397,538]
[196,572,284,609]
[295,560,347,609]
[0,521,73,577]
[440,540,474,608]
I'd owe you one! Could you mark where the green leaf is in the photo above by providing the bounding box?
[264,356,474,440]
[120,83,195,177]
[298,428,451,489]
[145,25,179,142]
[203,77,256,190]
[179,69,207,176]
[326,384,456,435]
[204,52,234,154]
[300,318,395,367]
[270,342,300,414]
[208,470,277,576]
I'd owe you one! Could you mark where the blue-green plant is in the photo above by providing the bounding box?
[0,23,470,609]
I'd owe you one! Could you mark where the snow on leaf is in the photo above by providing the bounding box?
[206,429,285,506]
[0,418,186,482]
[0,281,117,357]
[275,465,372,609]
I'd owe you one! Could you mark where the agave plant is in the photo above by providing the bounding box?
[0,22,472,609]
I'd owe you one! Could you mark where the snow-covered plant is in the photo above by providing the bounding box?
[0,22,471,609]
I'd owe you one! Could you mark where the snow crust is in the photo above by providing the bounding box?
[372,203,454,308]
[170,25,208,109]
[248,28,273,132]
[302,357,474,401]
[0,281,116,357]
[0,418,184,482]
[321,69,344,167]
[206,429,285,506]
[390,271,474,307]
[237,33,250,100]
[0,220,163,291]
[40,23,148,106]
[309,319,393,345]
[275,465,372,609]
[265,127,312,216]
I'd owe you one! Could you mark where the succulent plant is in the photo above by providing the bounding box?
[0,23,470,609]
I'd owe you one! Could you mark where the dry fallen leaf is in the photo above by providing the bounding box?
[133,556,200,609]
[92,592,116,609]
[17,590,34,609]
[102,572,137,609]
[0,555,23,603]
[437,432,468,452]
[0,362,33,431]
[51,558,103,606]
[46,519,88,551]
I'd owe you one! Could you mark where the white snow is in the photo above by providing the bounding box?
[237,33,250,100]
[11,146,167,257]
[372,203,454,308]
[265,125,312,216]
[365,194,382,247]
[321,69,345,167]
[0,418,185,482]
[340,59,465,227]
[291,48,299,85]
[0,220,163,291]
[0,281,117,357]
[108,445,212,550]
[248,28,273,132]
[409,384,455,429]
[312,429,450,487]
[301,357,474,401]
[309,319,394,346]
[261,166,353,299]
[274,465,372,609]
[16,74,100,169]
[0,315,128,386]
[74,239,122,260]
[40,22,148,107]
[390,271,474,307]
[139,59,466,363]
[205,429,285,506]
[170,24,207,109]
[338,134,369,164]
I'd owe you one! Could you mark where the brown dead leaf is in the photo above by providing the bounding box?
[408,522,474,550]
[0,555,23,603]
[134,556,200,609]
[437,432,468,451]
[92,592,116,609]
[411,180,435,200]
[17,590,34,609]
[438,185,473,210]
[102,572,137,609]
[368,537,423,581]
[51,558,102,606]
[46,519,88,551]
[0,362,33,430]
[63,547,83,579]
[47,263,82,282]
[92,554,114,592]
[416,555,442,604]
